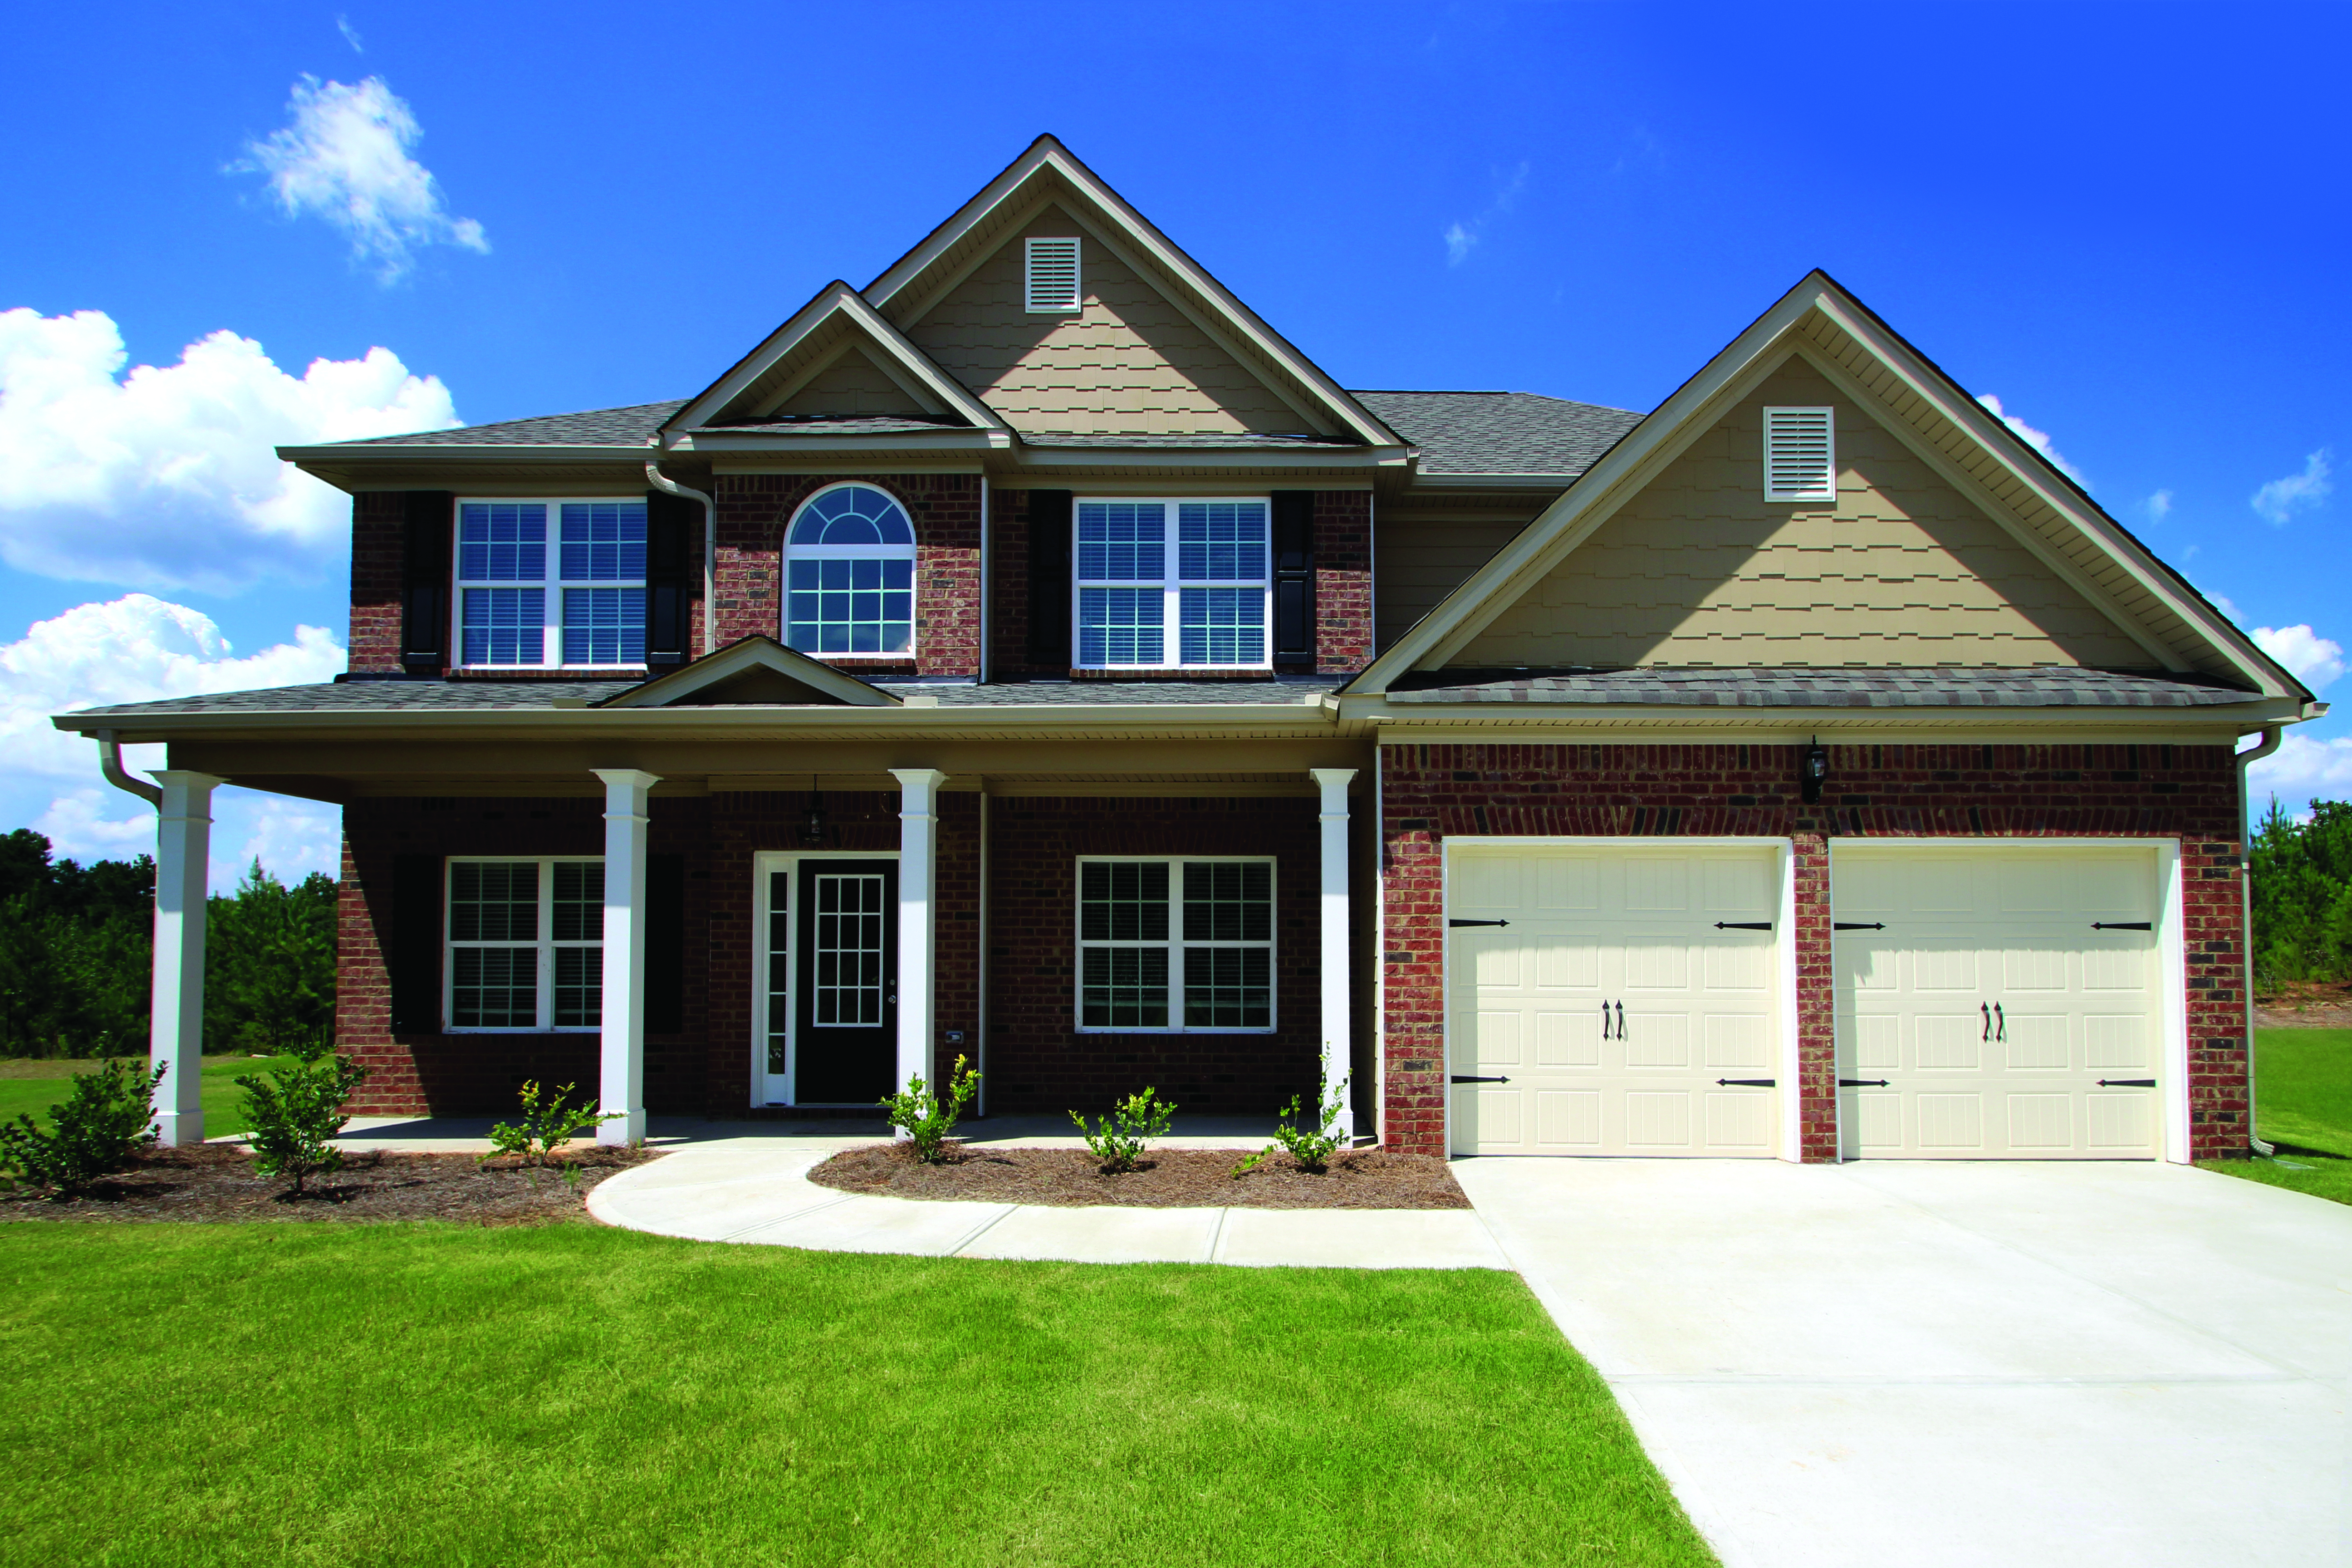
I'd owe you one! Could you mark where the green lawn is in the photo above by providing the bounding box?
[2201,1028,2352,1205]
[0,1054,297,1141]
[0,1224,1713,1568]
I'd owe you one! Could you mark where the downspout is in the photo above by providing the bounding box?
[94,730,162,808]
[2237,725,2284,1157]
[978,477,991,684]
[645,458,716,659]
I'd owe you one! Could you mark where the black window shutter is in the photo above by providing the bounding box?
[1271,490,1315,668]
[388,854,443,1034]
[400,491,454,669]
[1025,490,1073,666]
[645,853,686,1034]
[645,491,695,669]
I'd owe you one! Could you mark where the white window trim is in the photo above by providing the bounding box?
[1762,406,1836,504]
[781,482,921,661]
[1074,855,1278,1035]
[443,856,603,1034]
[750,849,901,1107]
[1024,235,1082,314]
[1070,495,1274,671]
[452,495,649,671]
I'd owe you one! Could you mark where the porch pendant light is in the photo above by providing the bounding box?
[801,776,829,846]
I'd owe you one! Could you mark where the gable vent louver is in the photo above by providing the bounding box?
[1763,406,1835,503]
[1024,236,1081,313]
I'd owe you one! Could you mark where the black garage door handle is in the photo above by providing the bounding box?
[1450,1075,1509,1084]
[1715,1078,1776,1088]
[1833,921,1885,931]
[2098,1078,2157,1088]
[1839,1078,1890,1088]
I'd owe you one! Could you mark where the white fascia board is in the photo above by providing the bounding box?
[863,140,1398,450]
[1803,294,2298,700]
[1009,445,1408,470]
[278,444,654,465]
[684,430,1012,453]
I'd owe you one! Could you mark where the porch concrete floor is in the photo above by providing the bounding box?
[1453,1156,2352,1568]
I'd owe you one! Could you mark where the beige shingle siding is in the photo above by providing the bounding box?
[1454,361,2150,670]
[903,207,1300,436]
[775,348,931,419]
[1377,507,1548,652]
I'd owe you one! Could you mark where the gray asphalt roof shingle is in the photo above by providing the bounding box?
[1384,667,2261,707]
[338,402,688,447]
[1351,391,1645,476]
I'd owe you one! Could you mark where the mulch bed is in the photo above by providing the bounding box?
[808,1142,1469,1210]
[0,1143,661,1225]
[2256,981,2352,1029]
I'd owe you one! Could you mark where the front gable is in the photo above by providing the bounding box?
[598,636,900,708]
[1458,357,2151,669]
[1352,272,2309,704]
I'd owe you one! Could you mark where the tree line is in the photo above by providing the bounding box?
[0,828,336,1059]
[2249,799,2352,990]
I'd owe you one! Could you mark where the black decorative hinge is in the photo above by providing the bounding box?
[2092,921,2153,931]
[1449,918,1510,928]
[1450,1074,1510,1084]
[1839,1078,1890,1088]
[1715,921,1772,931]
[1833,921,1885,931]
[1715,1078,1776,1088]
[2097,1078,2158,1088]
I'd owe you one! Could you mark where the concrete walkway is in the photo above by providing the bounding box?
[583,1135,1506,1269]
[1454,1157,2352,1568]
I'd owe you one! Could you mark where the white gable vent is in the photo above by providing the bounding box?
[1763,406,1835,503]
[1024,237,1081,313]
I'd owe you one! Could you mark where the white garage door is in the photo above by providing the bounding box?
[1832,845,2163,1160]
[1448,843,1783,1157]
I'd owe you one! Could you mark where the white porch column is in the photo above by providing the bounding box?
[149,770,223,1147]
[891,768,946,1112]
[1310,768,1358,1141]
[593,769,659,1147]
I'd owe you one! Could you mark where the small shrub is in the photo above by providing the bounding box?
[1264,1077,1350,1174]
[1070,1087,1176,1173]
[485,1080,621,1172]
[0,1058,165,1192]
[237,1053,368,1197]
[879,1055,980,1164]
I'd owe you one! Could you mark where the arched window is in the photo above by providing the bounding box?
[783,484,916,655]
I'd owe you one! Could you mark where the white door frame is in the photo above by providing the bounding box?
[1827,838,2188,1165]
[750,849,902,1110]
[1439,836,1801,1162]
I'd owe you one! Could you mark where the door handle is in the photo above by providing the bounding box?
[1715,1078,1776,1088]
[1840,1078,1890,1088]
[1600,1000,1613,1039]
[1994,1003,2004,1042]
[1615,1000,1626,1040]
[1450,1075,1510,1084]
[1981,1002,1990,1041]
[2097,1078,2157,1088]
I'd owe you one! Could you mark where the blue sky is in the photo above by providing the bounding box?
[2,1,2346,886]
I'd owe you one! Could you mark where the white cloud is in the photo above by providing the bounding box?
[0,307,456,592]
[234,76,486,282]
[337,14,364,52]
[1443,162,1529,267]
[1975,394,2083,481]
[2141,489,2172,523]
[0,596,347,889]
[2252,623,2346,689]
[2250,731,2352,804]
[2250,448,2332,526]
[2211,594,2244,624]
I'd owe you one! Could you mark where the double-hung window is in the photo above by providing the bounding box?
[446,858,603,1031]
[1073,498,1269,669]
[1076,858,1275,1032]
[456,500,647,668]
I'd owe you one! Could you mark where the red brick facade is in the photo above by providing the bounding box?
[1313,490,1373,673]
[1377,741,2250,1162]
[712,474,981,676]
[347,491,407,675]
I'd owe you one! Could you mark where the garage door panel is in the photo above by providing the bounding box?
[1536,1090,1601,1147]
[1450,844,1782,1157]
[2003,1012,2070,1070]
[1833,846,2161,1161]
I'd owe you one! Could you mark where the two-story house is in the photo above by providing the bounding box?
[60,136,2318,1167]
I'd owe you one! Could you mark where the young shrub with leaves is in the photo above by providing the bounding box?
[237,1054,368,1197]
[878,1054,980,1164]
[1260,1076,1350,1174]
[485,1080,621,1173]
[0,1058,165,1193]
[1069,1087,1176,1173]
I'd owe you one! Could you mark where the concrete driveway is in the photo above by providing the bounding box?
[1453,1159,2351,1568]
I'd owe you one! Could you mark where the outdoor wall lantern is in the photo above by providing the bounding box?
[800,777,830,846]
[1800,740,1829,804]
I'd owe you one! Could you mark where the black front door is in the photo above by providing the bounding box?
[794,859,897,1105]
